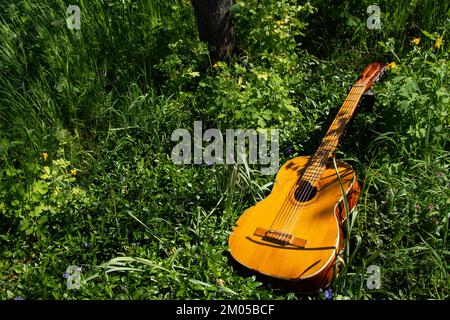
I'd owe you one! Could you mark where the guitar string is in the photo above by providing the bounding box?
[281,62,387,237]
[282,86,365,237]
[267,86,363,236]
[267,86,365,241]
[283,86,365,236]
[281,87,364,239]
[265,87,362,241]
[268,86,363,232]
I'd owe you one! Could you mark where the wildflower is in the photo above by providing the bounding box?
[216,279,225,287]
[411,37,421,46]
[41,152,48,161]
[285,147,293,156]
[70,169,77,176]
[414,204,420,210]
[386,61,397,69]
[205,159,213,166]
[213,63,220,69]
[276,20,283,26]
[62,272,70,279]
[13,296,24,300]
[434,37,443,49]
[427,204,434,211]
[324,289,333,300]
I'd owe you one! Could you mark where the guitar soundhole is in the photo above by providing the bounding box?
[294,180,317,202]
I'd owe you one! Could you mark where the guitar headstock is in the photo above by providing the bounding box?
[354,62,387,91]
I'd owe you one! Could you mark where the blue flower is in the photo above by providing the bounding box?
[285,147,293,156]
[205,160,214,166]
[62,272,70,279]
[13,296,24,300]
[324,289,333,300]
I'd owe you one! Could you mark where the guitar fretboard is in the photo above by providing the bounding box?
[301,85,366,184]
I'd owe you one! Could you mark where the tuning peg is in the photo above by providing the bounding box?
[378,68,387,81]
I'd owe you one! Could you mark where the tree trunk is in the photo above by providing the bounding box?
[191,0,235,62]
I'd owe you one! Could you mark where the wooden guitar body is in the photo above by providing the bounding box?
[228,156,360,292]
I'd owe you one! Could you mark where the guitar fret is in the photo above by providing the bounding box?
[300,88,364,184]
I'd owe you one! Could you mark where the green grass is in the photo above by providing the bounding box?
[0,0,449,300]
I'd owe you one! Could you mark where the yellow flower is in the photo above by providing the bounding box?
[213,63,220,69]
[70,169,77,176]
[387,61,397,69]
[411,37,421,46]
[41,152,48,161]
[276,20,283,26]
[434,37,443,49]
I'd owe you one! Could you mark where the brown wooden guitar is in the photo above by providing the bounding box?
[228,62,387,292]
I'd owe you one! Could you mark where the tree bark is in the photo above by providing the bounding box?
[191,0,235,62]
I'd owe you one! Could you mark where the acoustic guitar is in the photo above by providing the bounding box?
[228,62,387,292]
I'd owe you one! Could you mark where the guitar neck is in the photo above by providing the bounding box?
[302,85,366,184]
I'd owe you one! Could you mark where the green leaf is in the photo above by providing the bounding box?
[229,4,242,14]
[261,110,273,121]
[188,71,200,78]
[38,215,48,225]
[421,30,435,40]
[257,118,266,127]
[33,180,49,195]
[189,279,213,288]
[32,204,46,216]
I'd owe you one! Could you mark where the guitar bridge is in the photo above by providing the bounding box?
[253,227,308,247]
